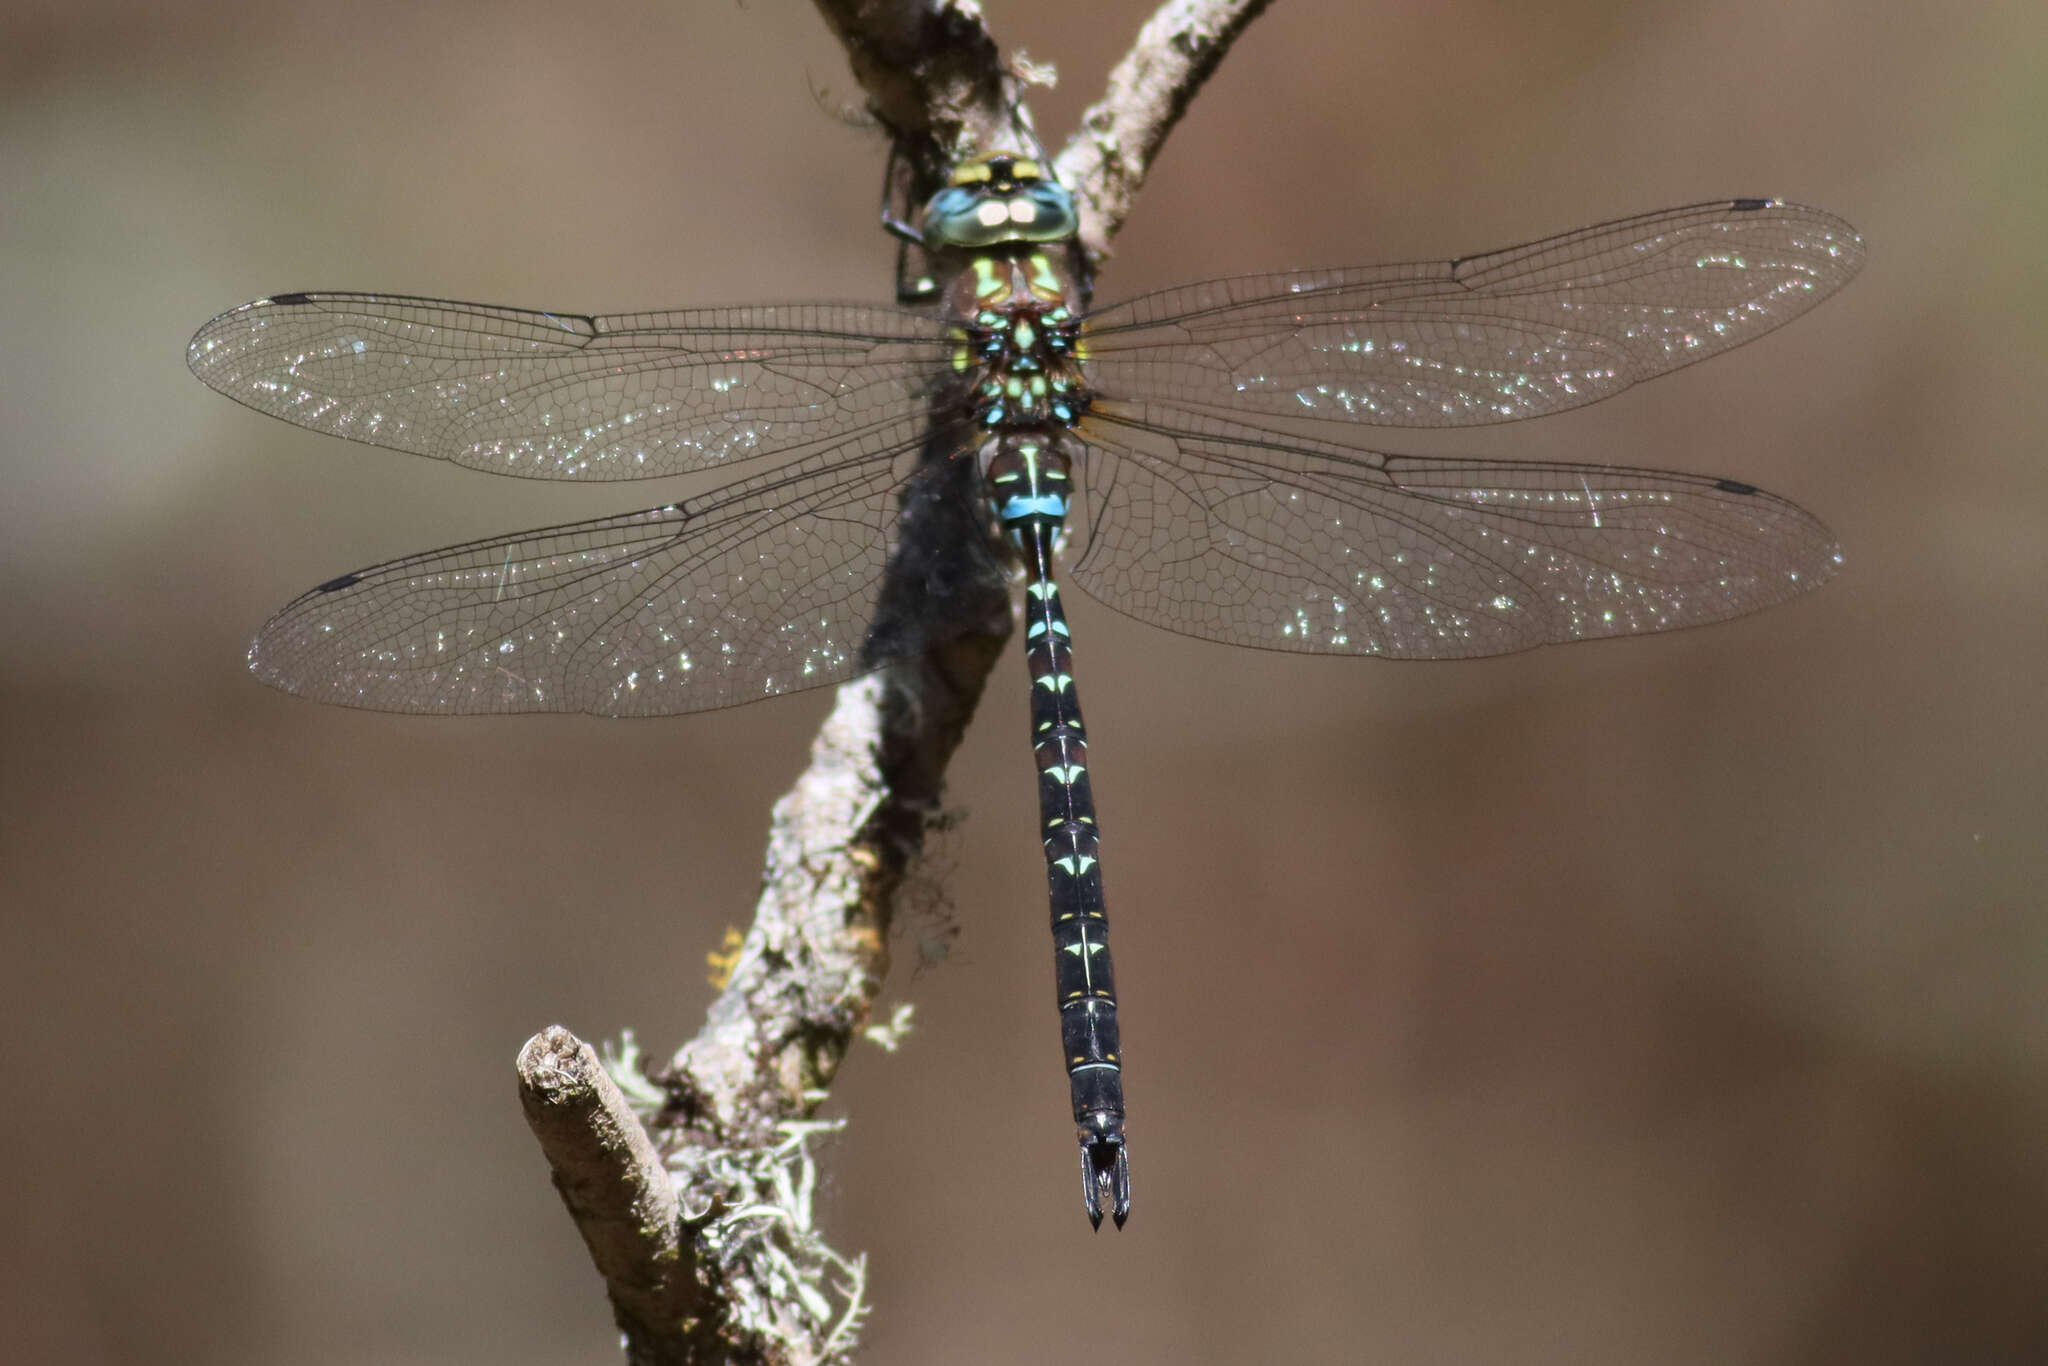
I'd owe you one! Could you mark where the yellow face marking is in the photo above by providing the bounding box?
[1012,158,1042,180]
[952,162,993,186]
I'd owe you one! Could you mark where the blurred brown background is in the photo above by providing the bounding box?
[3,2,2043,1362]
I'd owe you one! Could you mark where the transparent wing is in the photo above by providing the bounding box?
[248,417,1009,715]
[1065,404,1838,659]
[188,292,954,480]
[1083,200,1863,428]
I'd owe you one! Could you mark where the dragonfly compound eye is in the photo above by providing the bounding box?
[922,168,1080,249]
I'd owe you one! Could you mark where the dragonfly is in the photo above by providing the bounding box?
[188,153,1863,1229]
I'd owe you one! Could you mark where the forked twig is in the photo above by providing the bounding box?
[514,3,1270,1361]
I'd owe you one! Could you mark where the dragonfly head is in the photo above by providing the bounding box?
[920,154,1079,250]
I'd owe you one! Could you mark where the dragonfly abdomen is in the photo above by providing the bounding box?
[981,427,1130,1228]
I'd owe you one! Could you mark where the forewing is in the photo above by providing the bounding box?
[189,292,951,479]
[1066,405,1839,659]
[1083,201,1862,428]
[247,417,1006,714]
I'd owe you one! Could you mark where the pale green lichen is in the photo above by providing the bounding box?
[599,1029,668,1115]
[861,1002,917,1053]
[686,1120,870,1366]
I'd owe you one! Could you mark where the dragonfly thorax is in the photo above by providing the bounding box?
[947,263,1091,429]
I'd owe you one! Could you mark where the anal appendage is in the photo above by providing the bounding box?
[1081,1130,1131,1230]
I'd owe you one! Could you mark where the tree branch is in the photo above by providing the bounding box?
[809,0,1012,163]
[517,2,1274,1361]
[1055,0,1277,261]
[517,1029,703,1360]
